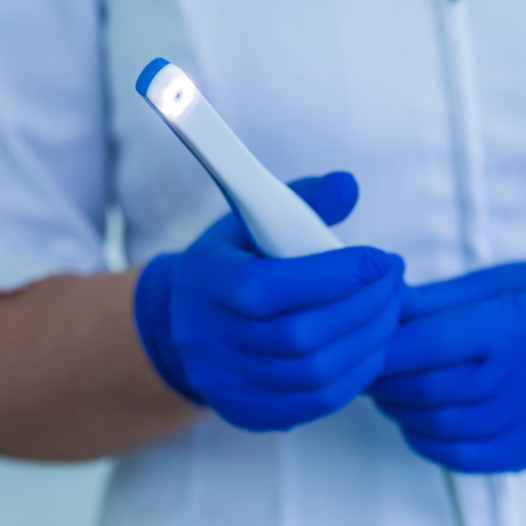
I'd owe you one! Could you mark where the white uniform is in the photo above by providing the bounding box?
[0,0,526,524]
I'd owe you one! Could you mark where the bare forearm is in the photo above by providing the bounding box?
[0,270,202,461]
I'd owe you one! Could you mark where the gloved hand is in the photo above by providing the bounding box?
[135,172,405,431]
[369,263,526,472]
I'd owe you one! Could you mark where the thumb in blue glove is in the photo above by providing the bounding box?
[369,263,526,472]
[136,171,405,431]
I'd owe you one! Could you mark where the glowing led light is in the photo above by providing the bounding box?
[158,75,196,119]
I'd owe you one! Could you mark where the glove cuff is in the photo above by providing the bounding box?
[134,253,205,405]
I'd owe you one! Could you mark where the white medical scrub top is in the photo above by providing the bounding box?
[1,0,526,525]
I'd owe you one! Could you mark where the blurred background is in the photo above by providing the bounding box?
[0,459,112,526]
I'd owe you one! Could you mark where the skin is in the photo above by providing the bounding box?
[0,269,202,461]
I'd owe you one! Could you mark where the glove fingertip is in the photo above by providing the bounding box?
[288,171,359,226]
[354,248,404,284]
[318,171,359,226]
[389,253,406,277]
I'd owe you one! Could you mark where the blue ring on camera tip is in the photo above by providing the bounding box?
[136,58,170,97]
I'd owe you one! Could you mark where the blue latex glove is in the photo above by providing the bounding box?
[369,263,526,472]
[135,172,405,431]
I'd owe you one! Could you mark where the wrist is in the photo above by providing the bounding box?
[134,253,205,405]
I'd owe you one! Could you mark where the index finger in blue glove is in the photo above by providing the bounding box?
[221,268,403,355]
[381,299,504,377]
[403,262,526,320]
[185,245,403,320]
